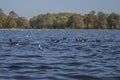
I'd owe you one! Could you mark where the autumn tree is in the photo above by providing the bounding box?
[0,8,120,29]
[16,17,30,29]
[0,9,7,28]
[5,16,17,28]
[9,11,19,19]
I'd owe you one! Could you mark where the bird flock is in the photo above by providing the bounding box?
[8,37,101,51]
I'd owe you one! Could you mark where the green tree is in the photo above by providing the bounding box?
[30,13,71,29]
[29,16,38,29]
[107,13,120,29]
[84,11,97,29]
[53,13,67,29]
[29,11,120,29]
[41,13,55,29]
[67,14,85,29]
[95,12,108,29]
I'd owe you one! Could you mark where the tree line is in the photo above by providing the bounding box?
[0,8,120,29]
[0,9,29,29]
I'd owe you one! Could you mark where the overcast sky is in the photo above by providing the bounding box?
[0,0,120,19]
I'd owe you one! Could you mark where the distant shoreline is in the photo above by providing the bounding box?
[0,28,119,30]
[1,8,120,29]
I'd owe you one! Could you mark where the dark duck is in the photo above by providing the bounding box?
[75,37,87,42]
[9,39,19,45]
[50,38,61,43]
[96,39,101,43]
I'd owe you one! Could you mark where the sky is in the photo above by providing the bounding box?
[0,0,120,19]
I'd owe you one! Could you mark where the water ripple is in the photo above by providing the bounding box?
[0,30,120,80]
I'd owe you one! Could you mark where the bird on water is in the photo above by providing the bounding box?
[50,38,61,43]
[96,39,101,43]
[9,39,19,46]
[38,44,43,50]
[75,37,88,42]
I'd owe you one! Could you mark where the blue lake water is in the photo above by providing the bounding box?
[0,30,120,80]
